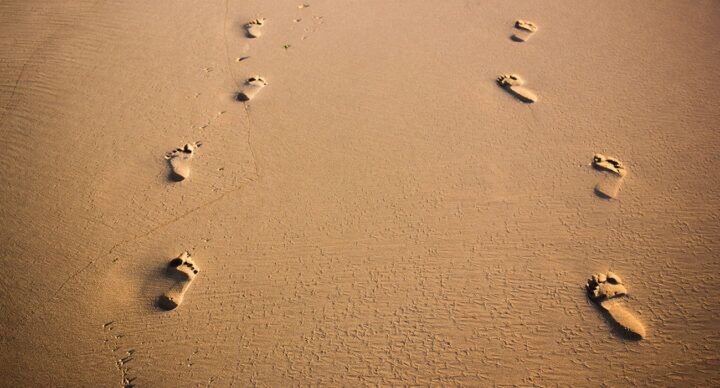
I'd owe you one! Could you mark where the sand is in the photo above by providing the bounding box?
[1,0,719,386]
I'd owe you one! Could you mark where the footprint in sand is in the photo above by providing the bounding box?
[159,252,200,310]
[237,76,267,101]
[245,18,266,38]
[165,142,201,181]
[496,74,538,103]
[592,154,627,199]
[586,271,646,339]
[511,20,538,42]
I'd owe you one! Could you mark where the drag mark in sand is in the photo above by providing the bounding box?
[0,10,77,126]
[0,61,29,126]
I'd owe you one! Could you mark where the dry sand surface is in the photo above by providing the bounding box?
[1,0,720,386]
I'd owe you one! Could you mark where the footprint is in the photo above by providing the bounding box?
[586,271,646,339]
[245,18,266,38]
[159,252,200,310]
[165,142,201,181]
[237,76,267,101]
[496,74,538,103]
[592,154,627,199]
[511,20,538,42]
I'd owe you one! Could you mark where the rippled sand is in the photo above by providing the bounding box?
[1,0,719,385]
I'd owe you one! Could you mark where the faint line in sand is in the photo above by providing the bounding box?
[54,0,261,294]
[54,181,253,294]
[223,0,260,178]
[0,0,105,125]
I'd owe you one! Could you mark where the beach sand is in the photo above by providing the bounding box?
[1,0,719,385]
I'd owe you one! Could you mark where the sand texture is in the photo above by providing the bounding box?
[1,0,719,386]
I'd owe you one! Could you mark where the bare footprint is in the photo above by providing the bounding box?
[165,142,201,181]
[586,271,646,339]
[245,18,266,38]
[592,154,627,199]
[237,76,267,101]
[159,252,200,310]
[511,20,538,42]
[496,74,538,103]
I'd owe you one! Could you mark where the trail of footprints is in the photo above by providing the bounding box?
[163,3,320,185]
[155,5,315,313]
[103,322,136,387]
[497,19,539,103]
[498,19,643,338]
[153,9,645,345]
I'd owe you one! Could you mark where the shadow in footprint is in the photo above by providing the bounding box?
[155,258,190,310]
[236,92,250,102]
[156,295,176,311]
[143,262,175,312]
[155,252,200,311]
[591,301,644,341]
[593,187,613,200]
[168,170,185,182]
